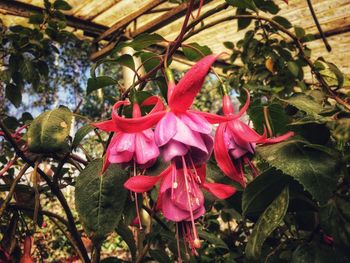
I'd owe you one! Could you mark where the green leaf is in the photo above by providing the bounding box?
[254,0,280,14]
[72,124,94,149]
[279,94,322,117]
[139,52,162,74]
[87,76,116,95]
[29,14,44,25]
[198,230,229,250]
[248,101,289,134]
[223,41,234,49]
[115,54,135,71]
[116,222,137,261]
[53,0,72,10]
[226,0,257,11]
[257,140,341,204]
[287,61,300,77]
[75,159,128,244]
[242,168,290,218]
[27,107,73,153]
[272,16,292,29]
[149,249,171,263]
[294,26,305,38]
[5,84,22,108]
[128,33,164,51]
[182,43,212,61]
[236,8,252,31]
[325,61,344,89]
[245,187,289,260]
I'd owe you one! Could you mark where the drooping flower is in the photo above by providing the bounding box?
[214,92,294,187]
[92,96,164,173]
[124,158,236,252]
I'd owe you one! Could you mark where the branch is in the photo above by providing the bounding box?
[0,163,30,217]
[0,120,91,263]
[306,0,331,52]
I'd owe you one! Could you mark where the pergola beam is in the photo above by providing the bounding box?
[0,0,108,37]
[92,0,211,61]
[94,0,166,43]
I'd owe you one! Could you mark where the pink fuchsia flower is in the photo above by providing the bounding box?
[92,96,164,173]
[124,157,236,252]
[215,92,294,187]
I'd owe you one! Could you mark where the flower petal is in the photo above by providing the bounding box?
[155,112,177,146]
[179,112,212,134]
[161,190,194,222]
[259,131,294,144]
[168,55,218,112]
[112,100,166,133]
[189,110,238,124]
[202,182,236,199]
[135,130,160,165]
[142,95,165,114]
[214,123,246,187]
[228,120,266,143]
[162,140,189,162]
[124,174,162,193]
[173,116,208,153]
[91,120,118,132]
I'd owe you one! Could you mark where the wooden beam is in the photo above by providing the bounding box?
[91,0,211,61]
[129,0,211,38]
[94,0,165,43]
[0,0,108,37]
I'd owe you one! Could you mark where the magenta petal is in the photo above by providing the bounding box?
[259,131,294,144]
[179,112,212,134]
[135,130,160,166]
[155,112,177,146]
[173,116,208,153]
[202,182,236,199]
[162,140,188,162]
[169,55,218,112]
[214,123,246,187]
[228,120,265,143]
[188,110,238,124]
[161,190,194,222]
[188,133,214,164]
[111,133,136,153]
[91,120,118,132]
[124,175,162,193]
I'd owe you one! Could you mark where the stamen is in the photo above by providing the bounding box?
[181,156,200,248]
[171,162,177,199]
[133,161,142,230]
[189,156,201,184]
[244,156,259,178]
[176,223,182,263]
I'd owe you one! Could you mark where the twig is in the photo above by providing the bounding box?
[306,0,331,52]
[53,153,70,185]
[69,153,88,166]
[8,203,70,228]
[0,163,30,217]
[0,120,91,263]
[0,155,18,177]
[32,162,40,229]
